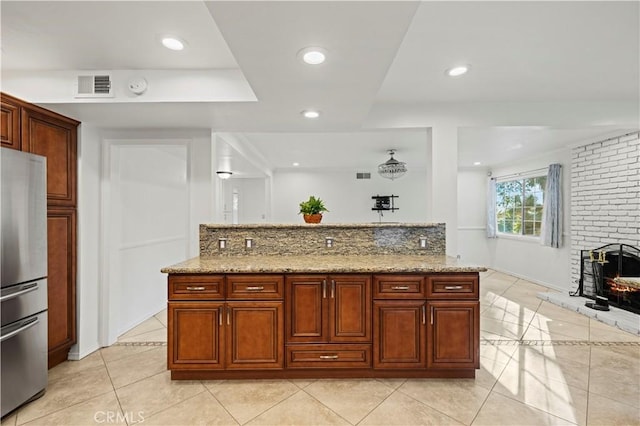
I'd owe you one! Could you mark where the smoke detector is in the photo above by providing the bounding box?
[127,77,148,95]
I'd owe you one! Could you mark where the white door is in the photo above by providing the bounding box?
[103,141,190,343]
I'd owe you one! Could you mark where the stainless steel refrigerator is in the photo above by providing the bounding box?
[1,147,48,417]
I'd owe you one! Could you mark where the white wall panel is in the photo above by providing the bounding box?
[271,169,429,224]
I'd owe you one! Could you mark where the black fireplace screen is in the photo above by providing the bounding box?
[579,244,640,314]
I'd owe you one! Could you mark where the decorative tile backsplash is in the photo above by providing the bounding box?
[199,223,446,257]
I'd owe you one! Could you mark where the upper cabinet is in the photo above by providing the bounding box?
[1,94,22,150]
[21,107,78,207]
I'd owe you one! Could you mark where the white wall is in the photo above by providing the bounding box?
[271,168,429,224]
[222,178,268,223]
[70,123,102,360]
[71,128,213,357]
[457,169,491,266]
[486,149,572,291]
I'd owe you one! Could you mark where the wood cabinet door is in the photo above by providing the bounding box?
[285,275,327,343]
[168,302,224,370]
[329,275,371,343]
[1,95,21,149]
[226,301,283,369]
[21,107,78,206]
[373,300,426,369]
[46,208,77,368]
[427,301,479,369]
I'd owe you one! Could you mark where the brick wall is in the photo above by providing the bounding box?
[570,131,640,290]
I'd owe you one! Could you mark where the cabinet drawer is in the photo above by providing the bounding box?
[286,344,371,369]
[426,275,478,299]
[226,275,284,300]
[373,275,425,299]
[168,275,225,300]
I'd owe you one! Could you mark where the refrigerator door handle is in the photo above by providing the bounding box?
[0,283,39,302]
[0,317,39,343]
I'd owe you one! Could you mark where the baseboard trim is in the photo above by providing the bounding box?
[489,266,567,293]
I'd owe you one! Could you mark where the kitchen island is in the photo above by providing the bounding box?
[162,224,485,380]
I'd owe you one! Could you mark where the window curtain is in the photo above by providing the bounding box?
[486,177,497,238]
[541,164,562,248]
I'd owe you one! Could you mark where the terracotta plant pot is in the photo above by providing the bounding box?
[303,213,323,224]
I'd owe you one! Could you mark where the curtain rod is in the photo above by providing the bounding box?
[492,166,548,181]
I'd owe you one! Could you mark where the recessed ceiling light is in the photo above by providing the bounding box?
[301,110,320,119]
[292,162,300,167]
[446,65,469,77]
[162,37,185,51]
[298,47,327,65]
[473,161,481,166]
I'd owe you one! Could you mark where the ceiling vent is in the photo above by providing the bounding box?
[75,74,113,98]
[356,172,371,180]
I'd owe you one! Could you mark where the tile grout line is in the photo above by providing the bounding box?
[393,384,471,425]
[138,388,212,425]
[202,382,242,425]
[298,385,358,426]
[99,349,130,425]
[585,343,592,426]
[352,384,398,426]
[14,360,116,426]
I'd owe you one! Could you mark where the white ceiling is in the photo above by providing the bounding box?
[1,1,638,172]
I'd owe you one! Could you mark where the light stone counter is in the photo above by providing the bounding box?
[161,255,486,274]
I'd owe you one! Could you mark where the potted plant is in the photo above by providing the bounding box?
[299,196,329,223]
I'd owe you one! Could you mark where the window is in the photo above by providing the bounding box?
[496,176,546,237]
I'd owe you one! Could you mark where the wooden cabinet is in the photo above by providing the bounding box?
[21,106,78,207]
[46,208,77,366]
[1,93,79,369]
[168,302,225,370]
[373,300,426,369]
[426,274,480,369]
[285,274,371,344]
[285,274,371,368]
[1,94,21,149]
[168,275,284,373]
[168,272,479,379]
[226,301,283,369]
[372,275,426,369]
[427,301,479,369]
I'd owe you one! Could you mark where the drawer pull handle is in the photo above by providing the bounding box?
[246,286,264,291]
[186,286,206,291]
[322,280,327,299]
[392,286,410,290]
[319,355,338,359]
[444,285,464,290]
[422,305,426,325]
[331,280,335,299]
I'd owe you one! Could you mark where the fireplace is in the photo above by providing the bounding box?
[579,244,640,314]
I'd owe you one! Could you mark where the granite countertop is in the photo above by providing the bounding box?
[161,255,486,274]
[200,223,444,229]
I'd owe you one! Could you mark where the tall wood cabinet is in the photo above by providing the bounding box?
[1,92,79,368]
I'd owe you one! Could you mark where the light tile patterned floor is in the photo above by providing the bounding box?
[3,270,639,426]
